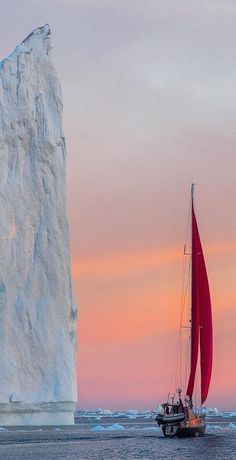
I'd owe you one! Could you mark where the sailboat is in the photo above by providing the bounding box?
[155,185,213,437]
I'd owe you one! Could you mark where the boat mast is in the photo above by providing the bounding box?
[189,183,195,407]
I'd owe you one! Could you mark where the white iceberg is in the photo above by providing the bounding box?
[0,24,76,425]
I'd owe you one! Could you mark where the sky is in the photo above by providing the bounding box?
[1,0,236,410]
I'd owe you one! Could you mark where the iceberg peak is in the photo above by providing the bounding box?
[0,24,51,69]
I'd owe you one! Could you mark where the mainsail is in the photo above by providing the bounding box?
[186,190,213,405]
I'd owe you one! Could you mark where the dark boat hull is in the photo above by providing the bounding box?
[175,426,206,437]
[162,422,206,438]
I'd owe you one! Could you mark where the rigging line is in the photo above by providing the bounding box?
[169,189,192,395]
[179,252,191,386]
[169,329,180,397]
[184,261,191,392]
[184,309,191,393]
[184,190,192,255]
[168,264,188,394]
[169,301,185,396]
[195,365,198,409]
[184,332,189,392]
[178,193,192,390]
[181,259,191,324]
[175,332,181,390]
[183,278,191,391]
[179,251,188,386]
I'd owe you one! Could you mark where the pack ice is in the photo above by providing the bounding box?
[0,24,77,425]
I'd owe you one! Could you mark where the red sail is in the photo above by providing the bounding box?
[186,200,213,405]
[186,203,200,400]
[198,228,213,405]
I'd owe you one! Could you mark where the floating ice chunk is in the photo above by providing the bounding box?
[91,424,125,432]
[201,407,222,416]
[96,408,113,415]
[114,412,125,417]
[206,424,222,430]
[227,423,236,429]
[106,423,125,431]
[91,425,106,432]
[0,427,8,432]
[82,412,98,418]
[212,407,219,415]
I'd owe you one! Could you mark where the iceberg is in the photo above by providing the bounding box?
[227,423,236,429]
[96,408,113,415]
[0,25,76,425]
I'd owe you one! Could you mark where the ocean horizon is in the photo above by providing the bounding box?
[0,408,236,459]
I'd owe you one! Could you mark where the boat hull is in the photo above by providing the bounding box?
[161,420,206,438]
[176,426,205,437]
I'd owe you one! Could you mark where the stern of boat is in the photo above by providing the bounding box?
[161,416,206,438]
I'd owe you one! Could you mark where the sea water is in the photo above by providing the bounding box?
[0,410,235,459]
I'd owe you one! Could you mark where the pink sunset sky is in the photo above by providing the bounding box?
[1,0,236,410]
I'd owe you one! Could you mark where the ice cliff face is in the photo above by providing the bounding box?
[0,25,77,425]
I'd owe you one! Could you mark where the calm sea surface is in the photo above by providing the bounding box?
[0,413,235,459]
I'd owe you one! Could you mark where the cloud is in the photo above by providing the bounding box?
[72,247,181,279]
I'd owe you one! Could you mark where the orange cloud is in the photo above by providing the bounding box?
[72,240,236,279]
[72,246,182,279]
